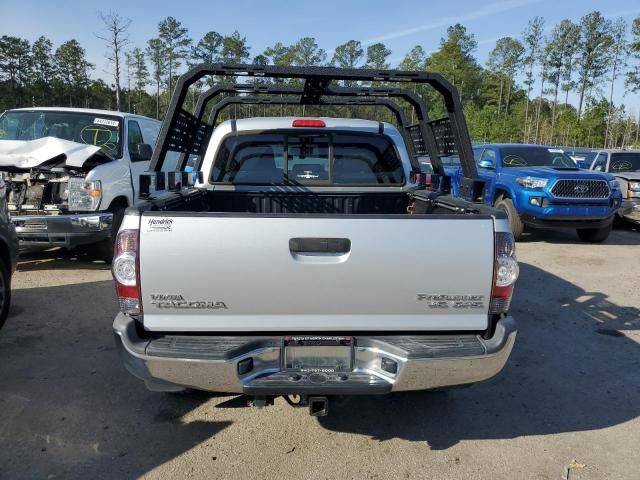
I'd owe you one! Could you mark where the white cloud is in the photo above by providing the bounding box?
[363,0,541,45]
[603,8,640,19]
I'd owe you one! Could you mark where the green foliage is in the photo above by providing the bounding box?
[626,17,640,92]
[0,12,638,147]
[364,43,391,69]
[331,40,364,68]
[425,24,482,108]
[399,46,425,70]
[291,37,326,66]
[221,31,250,63]
[575,11,613,117]
[158,16,191,98]
[54,39,94,107]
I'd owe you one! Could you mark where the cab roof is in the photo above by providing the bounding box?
[221,117,397,134]
[6,106,158,123]
[474,143,561,149]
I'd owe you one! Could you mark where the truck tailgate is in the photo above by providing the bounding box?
[139,214,495,332]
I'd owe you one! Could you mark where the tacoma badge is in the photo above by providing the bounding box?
[150,294,227,310]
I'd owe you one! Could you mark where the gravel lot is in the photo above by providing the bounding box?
[1,225,639,480]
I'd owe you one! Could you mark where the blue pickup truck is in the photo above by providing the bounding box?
[446,144,622,242]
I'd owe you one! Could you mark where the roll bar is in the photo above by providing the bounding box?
[149,64,478,179]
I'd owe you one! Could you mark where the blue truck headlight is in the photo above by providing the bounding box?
[68,178,102,211]
[516,177,548,189]
[609,179,620,190]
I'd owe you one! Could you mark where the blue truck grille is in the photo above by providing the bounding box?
[551,179,609,199]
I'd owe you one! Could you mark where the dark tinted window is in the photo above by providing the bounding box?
[419,162,433,174]
[138,119,160,147]
[332,134,402,184]
[440,155,461,166]
[479,149,496,166]
[211,132,404,185]
[500,147,575,168]
[287,136,329,181]
[127,120,145,161]
[610,153,640,173]
[583,152,597,166]
[592,153,607,171]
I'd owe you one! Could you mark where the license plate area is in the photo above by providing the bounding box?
[283,336,353,373]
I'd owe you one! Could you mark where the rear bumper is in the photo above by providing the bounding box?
[113,314,517,395]
[12,213,112,249]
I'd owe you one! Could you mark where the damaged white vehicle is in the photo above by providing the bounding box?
[0,108,161,260]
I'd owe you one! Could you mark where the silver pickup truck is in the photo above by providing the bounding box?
[112,65,519,416]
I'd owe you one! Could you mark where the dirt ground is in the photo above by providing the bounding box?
[0,224,639,480]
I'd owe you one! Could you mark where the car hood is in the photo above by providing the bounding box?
[504,166,608,179]
[0,137,111,172]
[613,172,640,181]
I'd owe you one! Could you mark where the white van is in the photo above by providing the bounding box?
[0,107,162,260]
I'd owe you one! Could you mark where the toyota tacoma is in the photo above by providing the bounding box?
[112,64,519,416]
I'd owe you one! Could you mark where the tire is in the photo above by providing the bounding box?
[495,197,524,241]
[576,223,612,243]
[0,258,11,331]
[93,207,125,263]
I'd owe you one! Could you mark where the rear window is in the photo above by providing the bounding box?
[210,132,404,185]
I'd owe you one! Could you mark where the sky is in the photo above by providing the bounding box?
[1,0,639,112]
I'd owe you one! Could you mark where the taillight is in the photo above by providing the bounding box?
[112,228,141,315]
[292,119,325,127]
[491,232,519,314]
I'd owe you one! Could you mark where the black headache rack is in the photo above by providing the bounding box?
[144,63,484,200]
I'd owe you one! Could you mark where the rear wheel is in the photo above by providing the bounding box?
[0,258,11,330]
[576,224,612,243]
[495,197,524,241]
[93,206,126,263]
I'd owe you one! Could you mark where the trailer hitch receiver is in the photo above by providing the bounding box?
[308,396,329,417]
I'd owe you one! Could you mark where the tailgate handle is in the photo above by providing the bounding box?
[289,238,351,255]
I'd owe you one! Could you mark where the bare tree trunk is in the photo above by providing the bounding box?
[604,63,619,149]
[127,64,131,112]
[621,115,632,148]
[497,77,504,117]
[97,11,130,111]
[524,63,534,141]
[551,83,559,144]
[577,77,587,120]
[534,73,546,143]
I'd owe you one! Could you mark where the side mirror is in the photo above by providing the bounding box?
[478,159,495,169]
[594,165,603,171]
[134,143,153,161]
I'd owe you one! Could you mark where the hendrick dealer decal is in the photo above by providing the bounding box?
[146,218,173,232]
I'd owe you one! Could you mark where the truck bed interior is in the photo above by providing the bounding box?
[203,190,409,215]
[145,186,500,219]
